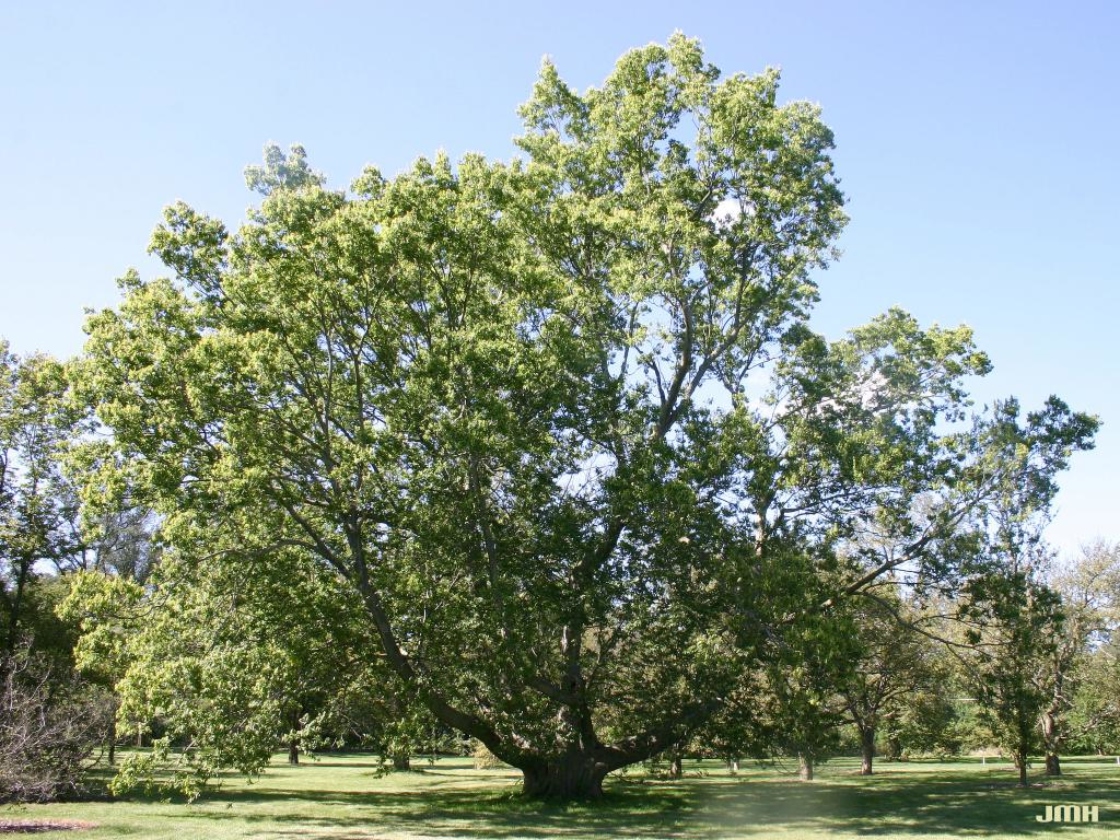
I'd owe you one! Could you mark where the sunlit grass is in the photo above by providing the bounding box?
[4,753,1120,838]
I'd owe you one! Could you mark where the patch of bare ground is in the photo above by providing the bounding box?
[0,820,96,833]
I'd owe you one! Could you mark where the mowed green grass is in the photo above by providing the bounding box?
[5,754,1120,839]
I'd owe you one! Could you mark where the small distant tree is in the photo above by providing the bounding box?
[766,664,849,782]
[1067,640,1120,755]
[961,565,1060,785]
[1060,542,1120,757]
[953,398,1093,786]
[753,566,862,782]
[1037,541,1120,774]
[880,684,963,759]
[841,592,949,774]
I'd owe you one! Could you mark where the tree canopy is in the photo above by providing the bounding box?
[74,34,1097,799]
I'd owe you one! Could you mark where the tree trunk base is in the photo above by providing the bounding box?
[522,757,609,800]
[1046,753,1061,777]
[860,728,875,776]
[798,754,814,782]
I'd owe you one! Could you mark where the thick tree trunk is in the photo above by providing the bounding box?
[521,754,610,799]
[392,752,411,772]
[1041,711,1061,776]
[860,726,875,776]
[353,564,717,801]
[1045,753,1061,777]
[352,538,722,789]
[798,753,814,781]
[288,739,300,765]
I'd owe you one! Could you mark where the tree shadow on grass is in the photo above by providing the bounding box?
[140,765,1120,839]
[199,784,699,839]
[693,770,1120,837]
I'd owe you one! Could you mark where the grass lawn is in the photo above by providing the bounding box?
[4,753,1120,839]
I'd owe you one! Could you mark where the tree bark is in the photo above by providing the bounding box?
[1045,753,1061,777]
[1041,711,1061,776]
[859,726,875,776]
[288,739,300,765]
[798,753,814,781]
[521,754,610,799]
[392,752,411,772]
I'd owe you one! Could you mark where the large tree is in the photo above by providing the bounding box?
[75,36,1094,799]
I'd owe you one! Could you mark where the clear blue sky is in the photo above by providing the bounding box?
[1,1,1116,556]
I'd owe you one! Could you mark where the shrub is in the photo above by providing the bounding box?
[0,647,114,802]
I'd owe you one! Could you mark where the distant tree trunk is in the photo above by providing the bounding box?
[668,753,683,778]
[392,752,411,771]
[1040,710,1061,776]
[798,753,814,781]
[287,708,302,765]
[107,715,116,766]
[885,732,902,761]
[2,561,32,658]
[1014,716,1035,786]
[728,758,740,774]
[1014,744,1029,787]
[859,726,875,776]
